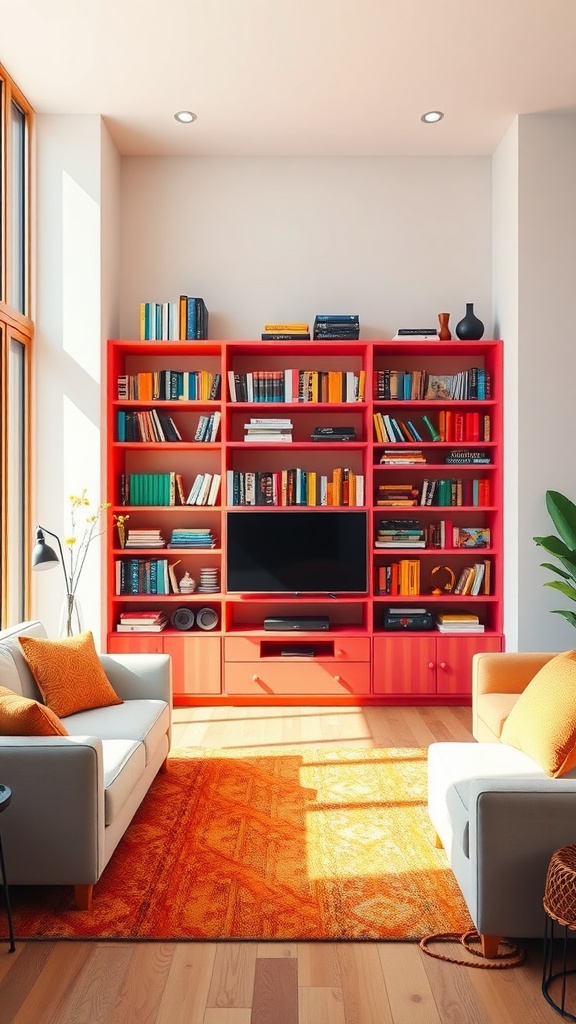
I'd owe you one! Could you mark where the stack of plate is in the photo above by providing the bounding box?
[198,568,220,593]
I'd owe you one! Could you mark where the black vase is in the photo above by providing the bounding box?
[455,303,484,341]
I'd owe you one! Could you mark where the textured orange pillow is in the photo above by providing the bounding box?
[0,685,68,736]
[18,631,122,718]
[500,650,576,777]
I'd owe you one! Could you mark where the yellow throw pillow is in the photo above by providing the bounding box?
[0,685,68,736]
[500,650,576,777]
[18,631,122,718]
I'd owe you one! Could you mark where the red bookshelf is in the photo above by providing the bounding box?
[106,339,504,705]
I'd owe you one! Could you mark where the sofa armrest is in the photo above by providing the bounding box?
[0,736,106,885]
[467,780,576,936]
[472,651,556,699]
[98,652,172,705]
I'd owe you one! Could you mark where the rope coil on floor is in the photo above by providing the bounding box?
[419,929,526,969]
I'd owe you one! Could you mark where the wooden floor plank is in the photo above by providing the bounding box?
[203,1010,252,1024]
[105,942,175,1024]
[0,943,55,1024]
[11,943,93,1024]
[299,986,346,1024]
[256,942,297,959]
[377,943,443,1024]
[156,943,219,1024]
[206,942,258,1009]
[297,943,340,988]
[251,957,298,1024]
[336,943,394,1024]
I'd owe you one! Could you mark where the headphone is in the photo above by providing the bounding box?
[430,565,456,595]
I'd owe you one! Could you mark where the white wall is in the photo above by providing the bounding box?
[34,114,120,639]
[515,113,576,650]
[119,156,493,341]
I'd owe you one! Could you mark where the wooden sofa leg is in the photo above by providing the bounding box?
[480,934,501,959]
[433,830,443,849]
[74,884,93,911]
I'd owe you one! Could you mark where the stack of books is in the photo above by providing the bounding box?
[376,483,419,507]
[123,528,166,548]
[375,519,426,548]
[435,613,485,634]
[311,425,356,442]
[168,528,217,548]
[379,448,426,465]
[313,314,360,340]
[116,611,168,633]
[243,418,293,442]
[261,323,310,340]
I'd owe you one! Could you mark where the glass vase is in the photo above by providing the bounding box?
[59,593,84,638]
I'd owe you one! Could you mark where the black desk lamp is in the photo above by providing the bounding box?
[31,526,66,585]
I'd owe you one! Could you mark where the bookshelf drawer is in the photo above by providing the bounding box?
[224,636,370,662]
[224,661,371,696]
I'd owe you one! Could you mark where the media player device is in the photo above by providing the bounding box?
[264,615,330,631]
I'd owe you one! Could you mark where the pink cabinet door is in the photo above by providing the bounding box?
[373,636,437,696]
[435,635,502,696]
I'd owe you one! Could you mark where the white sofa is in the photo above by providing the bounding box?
[0,620,172,909]
[428,651,576,956]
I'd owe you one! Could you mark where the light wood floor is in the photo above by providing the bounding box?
[0,705,562,1023]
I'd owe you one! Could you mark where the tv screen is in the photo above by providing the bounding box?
[226,510,368,594]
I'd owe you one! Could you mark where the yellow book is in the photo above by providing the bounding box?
[307,471,317,507]
[373,412,384,442]
[139,302,146,341]
[358,369,366,402]
[263,323,309,332]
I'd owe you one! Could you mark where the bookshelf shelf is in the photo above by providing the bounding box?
[106,338,504,706]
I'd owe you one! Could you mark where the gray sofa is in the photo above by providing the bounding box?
[0,620,172,909]
[428,650,576,956]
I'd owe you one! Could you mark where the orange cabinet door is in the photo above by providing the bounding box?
[224,661,371,696]
[107,634,164,655]
[435,635,503,696]
[373,635,437,697]
[164,635,222,696]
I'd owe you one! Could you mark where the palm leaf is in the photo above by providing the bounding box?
[551,609,576,628]
[544,580,576,601]
[540,561,572,581]
[546,490,576,549]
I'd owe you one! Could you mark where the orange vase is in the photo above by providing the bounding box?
[438,313,451,340]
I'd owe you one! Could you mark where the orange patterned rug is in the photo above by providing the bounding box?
[4,747,472,941]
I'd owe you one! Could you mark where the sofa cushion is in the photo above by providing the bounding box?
[101,739,146,825]
[0,620,47,699]
[63,699,169,766]
[18,631,123,718]
[0,685,68,736]
[500,649,576,777]
[477,692,519,739]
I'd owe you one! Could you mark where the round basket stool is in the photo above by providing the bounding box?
[542,845,576,1019]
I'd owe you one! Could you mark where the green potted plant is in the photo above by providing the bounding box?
[534,490,576,628]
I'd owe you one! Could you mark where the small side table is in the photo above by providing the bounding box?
[542,844,576,1019]
[0,785,15,953]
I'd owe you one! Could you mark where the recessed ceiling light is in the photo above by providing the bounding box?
[421,110,444,124]
[174,111,197,124]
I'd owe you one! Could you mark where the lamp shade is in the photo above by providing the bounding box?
[31,528,60,572]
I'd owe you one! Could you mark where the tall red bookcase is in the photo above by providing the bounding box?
[106,338,504,705]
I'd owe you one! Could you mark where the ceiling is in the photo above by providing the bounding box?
[2,0,576,157]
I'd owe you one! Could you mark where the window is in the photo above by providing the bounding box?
[0,63,33,627]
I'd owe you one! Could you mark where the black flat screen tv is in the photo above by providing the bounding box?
[226,510,368,594]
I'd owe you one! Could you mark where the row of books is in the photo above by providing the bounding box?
[116,410,182,443]
[376,479,492,507]
[194,412,221,442]
[120,471,221,507]
[115,558,174,595]
[227,467,364,507]
[372,367,491,401]
[227,368,366,404]
[374,523,490,549]
[373,411,491,444]
[139,295,209,341]
[313,314,360,340]
[377,559,491,596]
[117,370,221,402]
[377,560,421,596]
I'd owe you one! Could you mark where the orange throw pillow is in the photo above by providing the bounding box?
[18,631,122,718]
[0,685,68,736]
[500,650,576,777]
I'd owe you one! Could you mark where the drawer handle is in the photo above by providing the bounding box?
[335,648,343,657]
[428,662,435,670]
[252,674,259,682]
[439,662,447,670]
[334,674,342,683]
